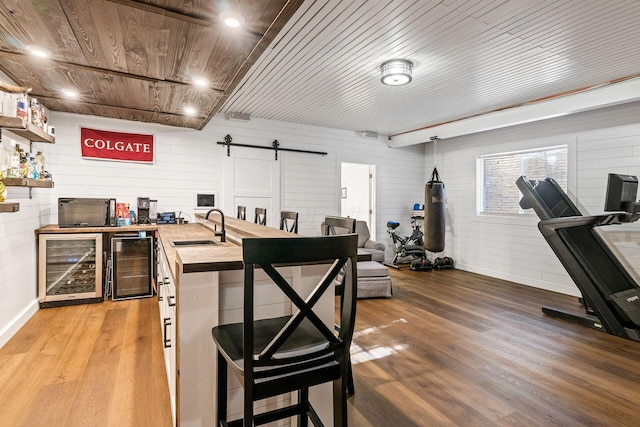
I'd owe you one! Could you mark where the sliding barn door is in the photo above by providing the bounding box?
[222,147,280,228]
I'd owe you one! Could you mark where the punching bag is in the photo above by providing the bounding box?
[425,167,445,252]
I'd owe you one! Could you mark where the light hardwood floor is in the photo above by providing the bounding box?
[2,268,640,426]
[0,297,172,427]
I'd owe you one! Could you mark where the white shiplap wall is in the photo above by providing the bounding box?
[217,117,426,240]
[46,113,222,218]
[428,101,640,297]
[0,111,425,346]
[0,130,53,347]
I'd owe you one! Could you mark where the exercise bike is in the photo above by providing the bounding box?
[384,220,426,269]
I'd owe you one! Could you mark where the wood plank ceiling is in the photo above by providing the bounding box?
[1,1,640,138]
[0,0,302,129]
[223,0,640,138]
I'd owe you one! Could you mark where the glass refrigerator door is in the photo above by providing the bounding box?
[39,233,103,303]
[112,236,153,300]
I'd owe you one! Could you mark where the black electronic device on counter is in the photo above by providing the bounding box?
[157,211,176,224]
[137,197,151,224]
[58,198,115,227]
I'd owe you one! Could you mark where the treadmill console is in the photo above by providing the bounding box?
[604,173,638,212]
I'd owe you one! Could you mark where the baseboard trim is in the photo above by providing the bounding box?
[0,300,39,349]
[456,263,582,297]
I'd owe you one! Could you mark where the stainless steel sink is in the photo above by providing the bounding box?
[169,239,221,247]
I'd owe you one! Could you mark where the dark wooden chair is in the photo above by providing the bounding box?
[237,205,246,220]
[280,210,299,233]
[254,207,267,225]
[323,215,356,236]
[212,234,358,427]
[323,215,357,396]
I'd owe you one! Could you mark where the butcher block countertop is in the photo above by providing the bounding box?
[194,212,297,240]
[36,215,297,276]
[162,214,296,275]
[35,224,158,234]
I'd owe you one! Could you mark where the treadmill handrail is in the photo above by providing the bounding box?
[538,213,636,234]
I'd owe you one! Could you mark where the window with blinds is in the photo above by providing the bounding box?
[478,145,568,215]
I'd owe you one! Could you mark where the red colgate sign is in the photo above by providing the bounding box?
[81,127,154,163]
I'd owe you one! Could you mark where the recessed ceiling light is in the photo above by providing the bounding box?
[220,11,244,28]
[61,89,78,98]
[184,106,197,116]
[193,77,209,87]
[26,45,51,58]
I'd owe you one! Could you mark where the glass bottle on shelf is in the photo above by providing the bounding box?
[28,156,37,179]
[30,98,42,128]
[35,151,45,179]
[8,147,20,178]
[18,148,28,177]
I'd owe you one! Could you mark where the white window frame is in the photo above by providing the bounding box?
[476,144,569,218]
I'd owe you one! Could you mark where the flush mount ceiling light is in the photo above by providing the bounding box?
[183,106,197,116]
[219,11,244,28]
[26,45,51,58]
[380,59,413,86]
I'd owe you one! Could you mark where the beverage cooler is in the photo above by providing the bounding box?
[38,233,103,307]
[111,234,154,300]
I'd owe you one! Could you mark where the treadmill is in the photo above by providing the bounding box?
[516,174,640,341]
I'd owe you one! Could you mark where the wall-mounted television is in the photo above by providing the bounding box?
[604,173,638,212]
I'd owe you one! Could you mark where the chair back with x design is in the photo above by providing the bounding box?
[280,210,299,233]
[212,234,358,426]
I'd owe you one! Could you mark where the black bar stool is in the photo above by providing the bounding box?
[323,215,357,396]
[279,210,299,233]
[212,234,358,426]
[237,205,246,220]
[254,207,266,225]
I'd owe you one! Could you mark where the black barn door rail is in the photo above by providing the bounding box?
[217,134,327,160]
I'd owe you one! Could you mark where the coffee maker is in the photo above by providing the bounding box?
[137,197,150,224]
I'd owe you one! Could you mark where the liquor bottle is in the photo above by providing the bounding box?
[8,148,20,178]
[30,98,37,127]
[28,156,37,179]
[20,149,30,178]
[35,151,45,179]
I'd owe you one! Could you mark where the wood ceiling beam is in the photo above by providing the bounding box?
[0,50,224,93]
[105,0,264,38]
[106,0,213,27]
[32,94,204,126]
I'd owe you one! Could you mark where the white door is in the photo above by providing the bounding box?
[340,162,376,240]
[222,147,280,228]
